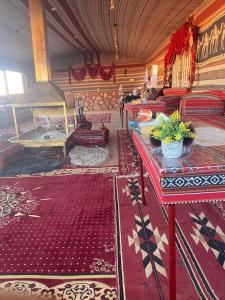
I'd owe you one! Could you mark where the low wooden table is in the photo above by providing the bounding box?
[133,128,225,299]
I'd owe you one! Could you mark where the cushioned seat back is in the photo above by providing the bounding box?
[163,88,188,96]
[180,94,225,116]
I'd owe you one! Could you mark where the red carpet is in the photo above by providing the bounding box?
[117,130,139,175]
[0,173,117,299]
[116,128,225,299]
[115,174,225,300]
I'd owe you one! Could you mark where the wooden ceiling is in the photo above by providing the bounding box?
[0,0,205,65]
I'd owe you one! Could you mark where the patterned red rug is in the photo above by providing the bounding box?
[117,130,139,175]
[87,113,111,124]
[0,173,117,299]
[115,174,225,300]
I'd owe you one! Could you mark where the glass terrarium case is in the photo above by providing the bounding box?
[11,101,75,157]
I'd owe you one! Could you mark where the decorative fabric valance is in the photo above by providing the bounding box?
[164,19,198,89]
[68,61,115,83]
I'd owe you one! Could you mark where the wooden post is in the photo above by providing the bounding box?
[29,0,51,81]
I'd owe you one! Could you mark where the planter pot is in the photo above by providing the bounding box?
[161,140,183,159]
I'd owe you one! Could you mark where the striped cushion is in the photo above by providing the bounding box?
[125,95,181,114]
[194,90,225,98]
[163,88,188,96]
[180,94,225,116]
[72,129,106,147]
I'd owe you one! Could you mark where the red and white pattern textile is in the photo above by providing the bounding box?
[163,87,188,96]
[125,95,181,117]
[86,113,111,124]
[180,93,225,116]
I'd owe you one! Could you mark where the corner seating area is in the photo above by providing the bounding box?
[126,88,225,119]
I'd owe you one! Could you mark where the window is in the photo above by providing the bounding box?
[0,70,25,96]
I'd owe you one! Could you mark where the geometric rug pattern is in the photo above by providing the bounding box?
[115,174,225,299]
[116,129,225,300]
[117,130,139,175]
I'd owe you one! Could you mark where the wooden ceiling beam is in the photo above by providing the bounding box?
[29,0,51,81]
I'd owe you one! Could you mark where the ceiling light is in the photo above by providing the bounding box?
[51,7,57,11]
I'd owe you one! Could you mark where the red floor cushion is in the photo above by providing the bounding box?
[71,127,109,147]
[163,87,188,96]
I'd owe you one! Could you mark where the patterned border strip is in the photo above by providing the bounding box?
[161,173,225,189]
[6,167,119,178]
[0,280,117,300]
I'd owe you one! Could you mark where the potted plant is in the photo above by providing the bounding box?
[151,111,196,158]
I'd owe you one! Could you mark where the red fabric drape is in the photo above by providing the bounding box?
[85,63,100,78]
[69,66,86,81]
[99,63,115,81]
[68,53,115,82]
[164,20,199,89]
[165,31,179,66]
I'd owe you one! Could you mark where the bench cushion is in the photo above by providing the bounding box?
[180,94,225,116]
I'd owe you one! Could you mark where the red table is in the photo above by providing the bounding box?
[133,129,225,300]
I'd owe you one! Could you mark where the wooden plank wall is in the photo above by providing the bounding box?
[52,64,146,92]
[51,64,146,111]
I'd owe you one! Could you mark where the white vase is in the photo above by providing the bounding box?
[161,140,183,159]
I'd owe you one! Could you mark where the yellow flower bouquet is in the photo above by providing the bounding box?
[151,111,196,158]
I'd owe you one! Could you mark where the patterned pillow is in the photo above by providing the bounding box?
[194,90,225,97]
[180,94,225,116]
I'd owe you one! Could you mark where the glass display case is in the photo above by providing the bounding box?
[11,101,75,157]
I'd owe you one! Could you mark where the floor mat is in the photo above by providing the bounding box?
[117,130,139,175]
[0,173,117,299]
[1,146,119,177]
[115,174,225,300]
[0,156,62,177]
